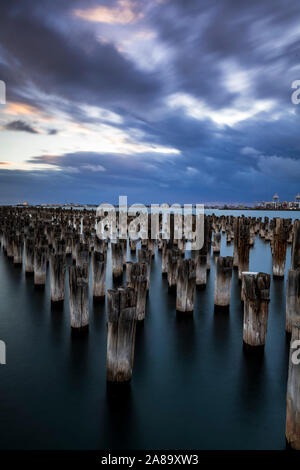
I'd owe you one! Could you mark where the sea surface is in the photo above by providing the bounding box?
[0,210,299,450]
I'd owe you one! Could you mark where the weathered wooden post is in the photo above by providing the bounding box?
[176,258,196,313]
[137,248,151,290]
[243,272,270,348]
[129,238,138,253]
[5,233,14,258]
[286,304,300,449]
[126,262,148,320]
[72,234,80,262]
[53,238,65,256]
[92,251,107,299]
[65,232,72,255]
[195,252,207,287]
[111,242,124,280]
[271,218,290,277]
[120,239,127,266]
[68,264,89,329]
[161,240,169,276]
[286,270,300,333]
[167,247,181,291]
[194,216,210,286]
[13,235,23,265]
[50,253,66,302]
[34,246,47,285]
[214,256,233,310]
[213,231,221,254]
[106,287,137,382]
[238,218,250,280]
[286,220,300,333]
[25,238,35,273]
[233,217,239,268]
[76,243,89,268]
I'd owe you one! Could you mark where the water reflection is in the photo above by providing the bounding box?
[104,383,139,450]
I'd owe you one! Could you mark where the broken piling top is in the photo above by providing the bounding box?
[291,220,300,270]
[106,287,137,382]
[243,272,271,302]
[126,261,148,286]
[107,287,137,322]
[238,217,250,241]
[216,255,233,272]
[273,217,290,239]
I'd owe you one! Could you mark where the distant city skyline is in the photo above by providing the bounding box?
[1,1,300,204]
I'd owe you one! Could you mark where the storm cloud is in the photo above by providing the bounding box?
[0,0,300,204]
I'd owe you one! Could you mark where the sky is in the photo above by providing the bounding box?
[0,0,300,205]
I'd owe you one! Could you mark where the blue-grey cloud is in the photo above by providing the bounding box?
[4,120,39,134]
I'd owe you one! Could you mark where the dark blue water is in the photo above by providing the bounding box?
[0,211,297,450]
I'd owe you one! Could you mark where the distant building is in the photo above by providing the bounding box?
[255,193,300,210]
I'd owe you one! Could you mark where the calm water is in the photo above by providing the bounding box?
[0,210,299,450]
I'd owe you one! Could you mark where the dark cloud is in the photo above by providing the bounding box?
[4,120,39,134]
[0,1,162,115]
[151,0,300,107]
[0,0,300,204]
